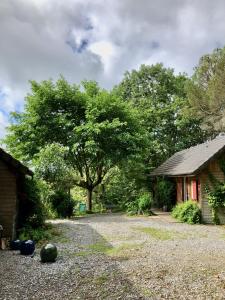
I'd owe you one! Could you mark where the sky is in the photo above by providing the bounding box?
[1,0,225,138]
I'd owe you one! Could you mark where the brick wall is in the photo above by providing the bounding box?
[0,160,17,238]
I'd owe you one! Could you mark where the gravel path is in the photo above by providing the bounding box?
[1,213,225,299]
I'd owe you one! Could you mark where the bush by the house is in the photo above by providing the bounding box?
[207,183,225,224]
[18,224,60,244]
[172,200,201,224]
[17,177,45,229]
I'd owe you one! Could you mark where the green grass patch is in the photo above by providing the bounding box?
[133,226,185,240]
[93,273,109,285]
[63,241,143,259]
[85,241,142,259]
[107,242,142,256]
[141,288,155,297]
[87,241,112,253]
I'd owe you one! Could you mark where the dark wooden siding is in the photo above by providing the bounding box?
[0,160,17,238]
[176,178,183,203]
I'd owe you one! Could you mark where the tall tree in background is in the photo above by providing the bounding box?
[115,63,206,169]
[187,47,225,133]
[4,78,145,210]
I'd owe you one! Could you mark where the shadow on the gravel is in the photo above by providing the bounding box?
[75,212,155,224]
[0,221,147,300]
[67,221,147,299]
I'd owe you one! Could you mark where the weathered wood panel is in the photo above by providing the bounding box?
[0,160,17,238]
[199,158,225,224]
[176,178,183,203]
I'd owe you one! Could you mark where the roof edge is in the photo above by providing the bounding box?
[150,142,225,178]
[0,148,33,176]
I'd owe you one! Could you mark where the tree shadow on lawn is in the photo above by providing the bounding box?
[58,222,148,299]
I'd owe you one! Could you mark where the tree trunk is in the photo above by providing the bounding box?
[87,188,93,211]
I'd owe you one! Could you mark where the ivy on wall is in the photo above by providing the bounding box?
[206,159,225,224]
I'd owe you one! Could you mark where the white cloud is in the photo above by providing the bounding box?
[1,0,225,137]
[89,41,119,73]
[0,110,8,140]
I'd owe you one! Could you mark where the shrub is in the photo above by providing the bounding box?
[126,199,139,215]
[17,177,45,229]
[19,225,52,244]
[49,190,75,218]
[126,192,152,215]
[138,193,152,213]
[206,183,225,224]
[172,200,201,224]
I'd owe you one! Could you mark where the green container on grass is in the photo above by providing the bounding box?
[79,203,86,212]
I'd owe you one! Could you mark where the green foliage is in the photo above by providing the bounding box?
[34,143,74,191]
[126,200,139,216]
[115,63,206,169]
[205,162,225,224]
[4,78,145,211]
[2,67,208,214]
[18,224,60,244]
[94,167,141,210]
[154,177,176,210]
[187,47,225,132]
[126,192,152,216]
[49,190,75,218]
[134,227,179,240]
[19,226,50,243]
[18,177,45,229]
[138,193,152,213]
[206,183,225,224]
[172,200,201,224]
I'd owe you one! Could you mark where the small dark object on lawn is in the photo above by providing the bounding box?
[40,243,58,263]
[20,240,35,256]
[10,239,21,250]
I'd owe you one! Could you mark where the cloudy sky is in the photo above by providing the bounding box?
[1,0,225,138]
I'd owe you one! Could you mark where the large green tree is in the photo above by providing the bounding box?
[4,78,145,210]
[187,47,225,132]
[115,63,206,168]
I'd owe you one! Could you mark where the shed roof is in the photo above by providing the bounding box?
[0,148,33,176]
[150,135,225,177]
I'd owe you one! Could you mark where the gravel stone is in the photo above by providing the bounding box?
[1,213,225,299]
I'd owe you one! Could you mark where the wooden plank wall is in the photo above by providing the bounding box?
[0,160,17,238]
[200,159,225,224]
[176,178,183,203]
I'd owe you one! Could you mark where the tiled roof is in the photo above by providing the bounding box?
[151,135,225,176]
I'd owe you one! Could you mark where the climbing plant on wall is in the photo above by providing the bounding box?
[206,160,225,224]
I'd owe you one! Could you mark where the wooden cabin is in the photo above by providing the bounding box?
[151,135,225,223]
[0,148,33,239]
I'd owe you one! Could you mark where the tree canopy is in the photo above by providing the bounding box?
[4,78,145,210]
[187,47,225,132]
[4,59,217,213]
[115,63,206,168]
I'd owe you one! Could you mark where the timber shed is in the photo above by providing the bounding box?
[151,135,225,223]
[0,148,33,239]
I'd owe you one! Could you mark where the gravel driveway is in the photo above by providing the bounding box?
[1,213,225,299]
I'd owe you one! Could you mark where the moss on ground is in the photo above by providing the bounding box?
[133,226,186,240]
